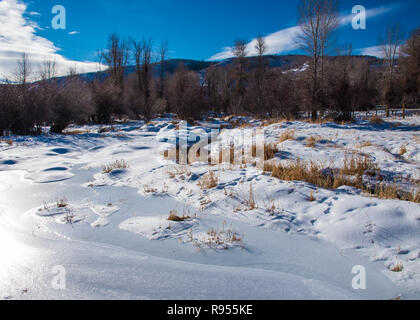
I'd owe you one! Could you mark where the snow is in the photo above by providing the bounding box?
[0,114,419,300]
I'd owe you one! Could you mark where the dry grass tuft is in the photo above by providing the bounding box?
[0,139,13,145]
[278,130,295,143]
[399,145,407,156]
[341,153,378,177]
[269,159,341,189]
[359,141,372,148]
[230,119,253,129]
[370,115,384,125]
[57,197,68,208]
[143,184,158,194]
[243,184,257,210]
[198,171,219,189]
[102,160,129,174]
[390,263,404,272]
[264,143,279,160]
[205,223,243,248]
[374,184,399,200]
[265,155,419,203]
[63,129,90,135]
[305,136,320,148]
[309,191,316,202]
[168,210,191,222]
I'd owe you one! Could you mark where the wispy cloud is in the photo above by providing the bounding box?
[339,5,398,24]
[208,5,398,61]
[355,44,401,58]
[209,26,301,61]
[68,31,80,35]
[0,0,102,80]
[356,45,384,58]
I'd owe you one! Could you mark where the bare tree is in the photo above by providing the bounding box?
[132,38,154,119]
[255,36,267,57]
[40,57,57,81]
[298,0,339,120]
[233,39,248,111]
[15,53,32,87]
[100,33,130,94]
[158,40,169,99]
[167,63,201,119]
[254,36,268,114]
[380,23,404,117]
[399,27,420,118]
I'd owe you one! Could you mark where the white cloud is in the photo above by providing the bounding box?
[339,5,397,25]
[356,45,384,58]
[356,45,401,59]
[209,26,301,61]
[208,5,398,61]
[0,0,102,80]
[68,31,80,35]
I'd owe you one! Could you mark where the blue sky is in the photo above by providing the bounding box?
[0,0,419,77]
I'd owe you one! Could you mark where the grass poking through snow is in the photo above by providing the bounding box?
[102,160,129,174]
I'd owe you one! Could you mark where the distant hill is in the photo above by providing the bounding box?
[54,55,384,83]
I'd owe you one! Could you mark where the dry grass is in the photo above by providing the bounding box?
[243,184,257,210]
[63,211,76,225]
[278,130,295,143]
[230,119,253,129]
[167,166,192,179]
[264,143,279,160]
[206,223,243,248]
[359,141,372,148]
[63,129,90,135]
[0,139,13,145]
[341,153,378,177]
[262,119,287,126]
[197,171,219,189]
[56,197,68,208]
[370,115,384,125]
[265,155,419,203]
[374,184,399,200]
[102,160,129,174]
[390,263,404,272]
[305,136,320,148]
[267,159,347,190]
[143,184,158,194]
[168,209,191,222]
[309,191,316,202]
[399,145,407,156]
[263,193,280,215]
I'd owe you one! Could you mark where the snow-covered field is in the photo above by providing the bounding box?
[0,114,419,300]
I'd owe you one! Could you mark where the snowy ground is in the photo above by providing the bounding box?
[0,114,419,300]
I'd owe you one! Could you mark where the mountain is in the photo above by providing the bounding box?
[55,55,384,83]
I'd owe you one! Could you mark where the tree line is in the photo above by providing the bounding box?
[1,0,420,136]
